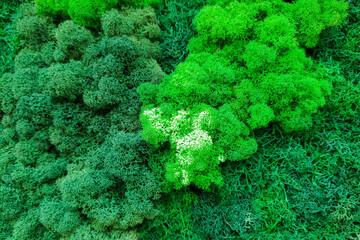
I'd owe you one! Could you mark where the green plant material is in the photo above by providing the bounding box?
[156,0,206,73]
[0,0,26,76]
[0,3,162,239]
[184,2,360,238]
[39,197,82,236]
[192,113,360,239]
[58,131,161,231]
[33,0,161,27]
[139,0,348,190]
[139,189,201,239]
[314,0,360,110]
[55,20,95,59]
[190,66,360,238]
[192,192,260,239]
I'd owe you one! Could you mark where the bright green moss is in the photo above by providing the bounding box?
[139,0,348,190]
[181,3,360,237]
[34,0,161,27]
